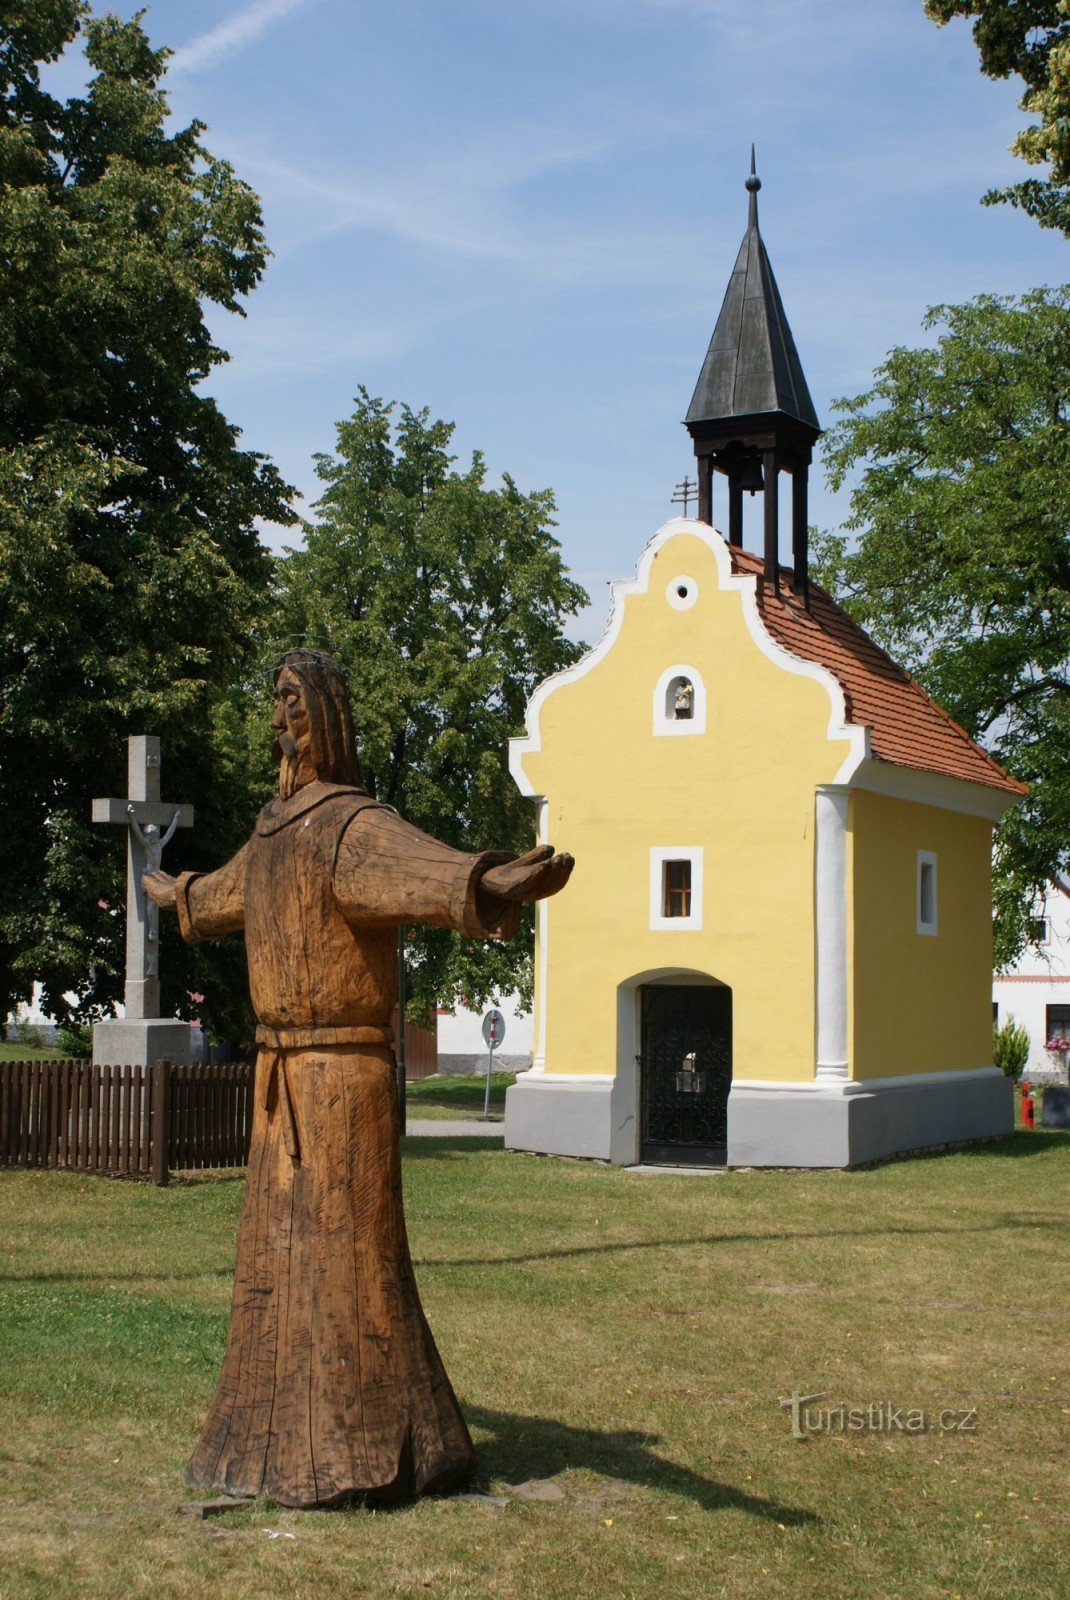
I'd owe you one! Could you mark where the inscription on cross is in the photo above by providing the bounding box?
[92,737,194,1020]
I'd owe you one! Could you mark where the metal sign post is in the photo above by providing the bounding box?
[480,1007,505,1120]
[396,930,407,1136]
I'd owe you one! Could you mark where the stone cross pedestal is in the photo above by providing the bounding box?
[91,736,195,1067]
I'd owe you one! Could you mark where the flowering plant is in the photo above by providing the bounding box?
[1045,1034,1070,1082]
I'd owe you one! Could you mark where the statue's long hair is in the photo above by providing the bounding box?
[273,648,363,788]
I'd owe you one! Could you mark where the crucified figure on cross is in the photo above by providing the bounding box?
[91,736,194,1019]
[127,807,181,978]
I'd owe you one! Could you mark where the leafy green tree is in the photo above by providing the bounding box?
[0,5,293,1036]
[814,287,1070,967]
[278,389,587,1018]
[925,1,1070,234]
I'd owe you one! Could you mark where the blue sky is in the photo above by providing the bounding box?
[61,1,1068,637]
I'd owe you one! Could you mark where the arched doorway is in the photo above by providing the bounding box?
[639,982,732,1165]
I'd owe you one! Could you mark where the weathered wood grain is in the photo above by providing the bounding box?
[150,649,573,1508]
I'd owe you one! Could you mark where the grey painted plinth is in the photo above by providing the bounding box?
[92,1018,192,1068]
[505,1074,613,1160]
[504,1066,1014,1170]
[727,1068,1014,1169]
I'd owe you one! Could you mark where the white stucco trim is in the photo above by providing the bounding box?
[507,519,1024,823]
[652,664,707,737]
[511,1070,615,1085]
[666,573,698,610]
[532,799,549,1074]
[508,518,868,798]
[814,788,849,1079]
[851,756,1019,823]
[649,846,703,931]
[732,1065,1002,1096]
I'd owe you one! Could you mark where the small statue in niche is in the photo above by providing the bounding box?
[144,648,573,1507]
[673,678,694,720]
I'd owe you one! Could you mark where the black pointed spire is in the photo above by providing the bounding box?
[686,153,818,432]
[684,155,821,604]
[746,143,760,228]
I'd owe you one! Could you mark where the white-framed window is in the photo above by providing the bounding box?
[650,847,703,931]
[666,574,698,610]
[916,850,938,937]
[652,664,707,736]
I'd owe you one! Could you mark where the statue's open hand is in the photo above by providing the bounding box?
[143,870,179,910]
[480,844,574,903]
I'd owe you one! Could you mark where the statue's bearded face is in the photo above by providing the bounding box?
[272,668,318,798]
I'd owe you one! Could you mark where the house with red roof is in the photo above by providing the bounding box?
[994,879,1070,1083]
[504,161,1025,1168]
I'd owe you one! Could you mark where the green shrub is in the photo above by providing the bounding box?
[55,1022,93,1058]
[993,1015,1031,1082]
[11,1014,43,1049]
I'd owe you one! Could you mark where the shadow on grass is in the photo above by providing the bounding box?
[953,1130,1069,1158]
[0,1264,234,1284]
[415,1214,1055,1270]
[464,1404,817,1525]
[401,1136,506,1159]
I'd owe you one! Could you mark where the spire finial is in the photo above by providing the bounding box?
[745,144,761,227]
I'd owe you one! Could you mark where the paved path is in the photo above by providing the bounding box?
[404,1118,505,1138]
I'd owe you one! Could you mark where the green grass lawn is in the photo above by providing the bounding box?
[0,1042,67,1062]
[1,1131,1068,1600]
[404,1071,516,1119]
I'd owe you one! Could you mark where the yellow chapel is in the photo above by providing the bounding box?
[504,163,1026,1169]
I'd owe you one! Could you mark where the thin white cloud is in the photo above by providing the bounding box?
[208,302,439,379]
[170,0,319,74]
[226,106,712,291]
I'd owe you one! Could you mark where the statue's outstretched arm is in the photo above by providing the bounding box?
[478,844,573,904]
[144,870,179,910]
[333,809,571,940]
[145,845,248,944]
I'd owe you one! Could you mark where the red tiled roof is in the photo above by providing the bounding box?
[728,547,1027,799]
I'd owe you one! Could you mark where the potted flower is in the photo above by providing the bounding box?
[1045,1033,1070,1085]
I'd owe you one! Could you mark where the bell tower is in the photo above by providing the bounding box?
[684,151,821,602]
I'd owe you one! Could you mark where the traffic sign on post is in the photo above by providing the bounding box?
[481,1007,506,1119]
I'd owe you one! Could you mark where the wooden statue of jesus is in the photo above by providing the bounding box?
[144,648,572,1507]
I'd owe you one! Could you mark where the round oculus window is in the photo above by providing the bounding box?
[666,575,698,610]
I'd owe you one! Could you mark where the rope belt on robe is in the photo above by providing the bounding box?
[254,1023,395,1164]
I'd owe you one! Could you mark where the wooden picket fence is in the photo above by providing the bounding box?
[396,1010,438,1080]
[0,1058,254,1185]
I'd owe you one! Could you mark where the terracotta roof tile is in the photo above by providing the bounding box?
[728,546,1027,799]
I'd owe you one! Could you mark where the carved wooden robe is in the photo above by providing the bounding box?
[174,780,518,1507]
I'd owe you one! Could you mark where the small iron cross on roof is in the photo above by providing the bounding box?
[671,476,697,517]
[92,737,194,1022]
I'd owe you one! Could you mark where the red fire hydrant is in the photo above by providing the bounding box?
[1020,1081,1035,1130]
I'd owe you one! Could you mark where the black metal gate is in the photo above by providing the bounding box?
[640,984,732,1166]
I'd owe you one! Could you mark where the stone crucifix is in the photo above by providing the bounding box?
[92,737,194,1020]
